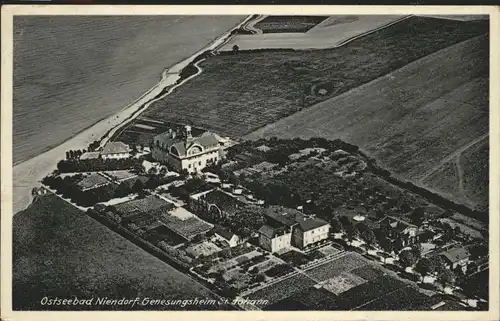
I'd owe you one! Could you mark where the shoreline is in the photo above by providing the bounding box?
[13,15,254,215]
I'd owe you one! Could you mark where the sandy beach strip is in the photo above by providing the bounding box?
[12,15,254,214]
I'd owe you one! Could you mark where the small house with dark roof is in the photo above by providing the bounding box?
[439,246,470,272]
[212,226,240,247]
[379,215,418,246]
[151,126,224,173]
[100,141,131,159]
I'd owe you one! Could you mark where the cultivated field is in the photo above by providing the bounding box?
[246,35,489,210]
[220,15,405,50]
[461,139,489,210]
[253,16,329,33]
[140,16,487,142]
[12,195,221,310]
[248,252,438,310]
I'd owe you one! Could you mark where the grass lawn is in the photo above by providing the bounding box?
[140,16,487,140]
[12,195,222,310]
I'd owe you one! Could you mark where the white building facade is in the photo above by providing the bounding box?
[151,126,224,173]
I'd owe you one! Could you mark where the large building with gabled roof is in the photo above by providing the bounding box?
[151,125,225,173]
[258,206,330,252]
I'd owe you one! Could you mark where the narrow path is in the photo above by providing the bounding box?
[244,14,266,34]
[419,133,489,183]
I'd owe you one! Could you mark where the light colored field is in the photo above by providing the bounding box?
[220,15,405,51]
[245,35,489,208]
[321,272,367,295]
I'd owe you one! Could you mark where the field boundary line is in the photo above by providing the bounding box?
[419,133,489,183]
[333,15,414,48]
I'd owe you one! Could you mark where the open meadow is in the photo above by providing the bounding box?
[139,16,487,142]
[12,195,222,310]
[245,35,489,210]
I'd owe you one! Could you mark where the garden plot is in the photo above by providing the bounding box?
[356,286,434,310]
[304,253,368,282]
[185,241,222,258]
[104,170,137,182]
[351,264,386,282]
[318,244,342,257]
[320,272,367,295]
[336,275,407,310]
[243,273,317,307]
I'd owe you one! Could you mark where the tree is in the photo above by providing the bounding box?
[133,162,145,174]
[345,224,359,245]
[393,238,404,253]
[415,258,434,281]
[437,269,456,289]
[232,44,239,52]
[379,238,394,254]
[133,179,145,197]
[469,243,488,260]
[228,173,240,186]
[399,250,417,268]
[362,229,376,247]
[330,217,344,233]
[159,166,168,176]
[411,244,422,260]
[410,207,426,227]
[66,151,70,160]
[114,182,132,198]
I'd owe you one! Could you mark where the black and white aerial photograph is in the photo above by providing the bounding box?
[3,6,496,318]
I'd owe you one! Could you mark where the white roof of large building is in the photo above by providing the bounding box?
[153,131,220,157]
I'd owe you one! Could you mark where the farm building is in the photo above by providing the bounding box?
[151,126,226,174]
[100,141,131,159]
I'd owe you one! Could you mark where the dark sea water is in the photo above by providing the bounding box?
[13,15,244,165]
